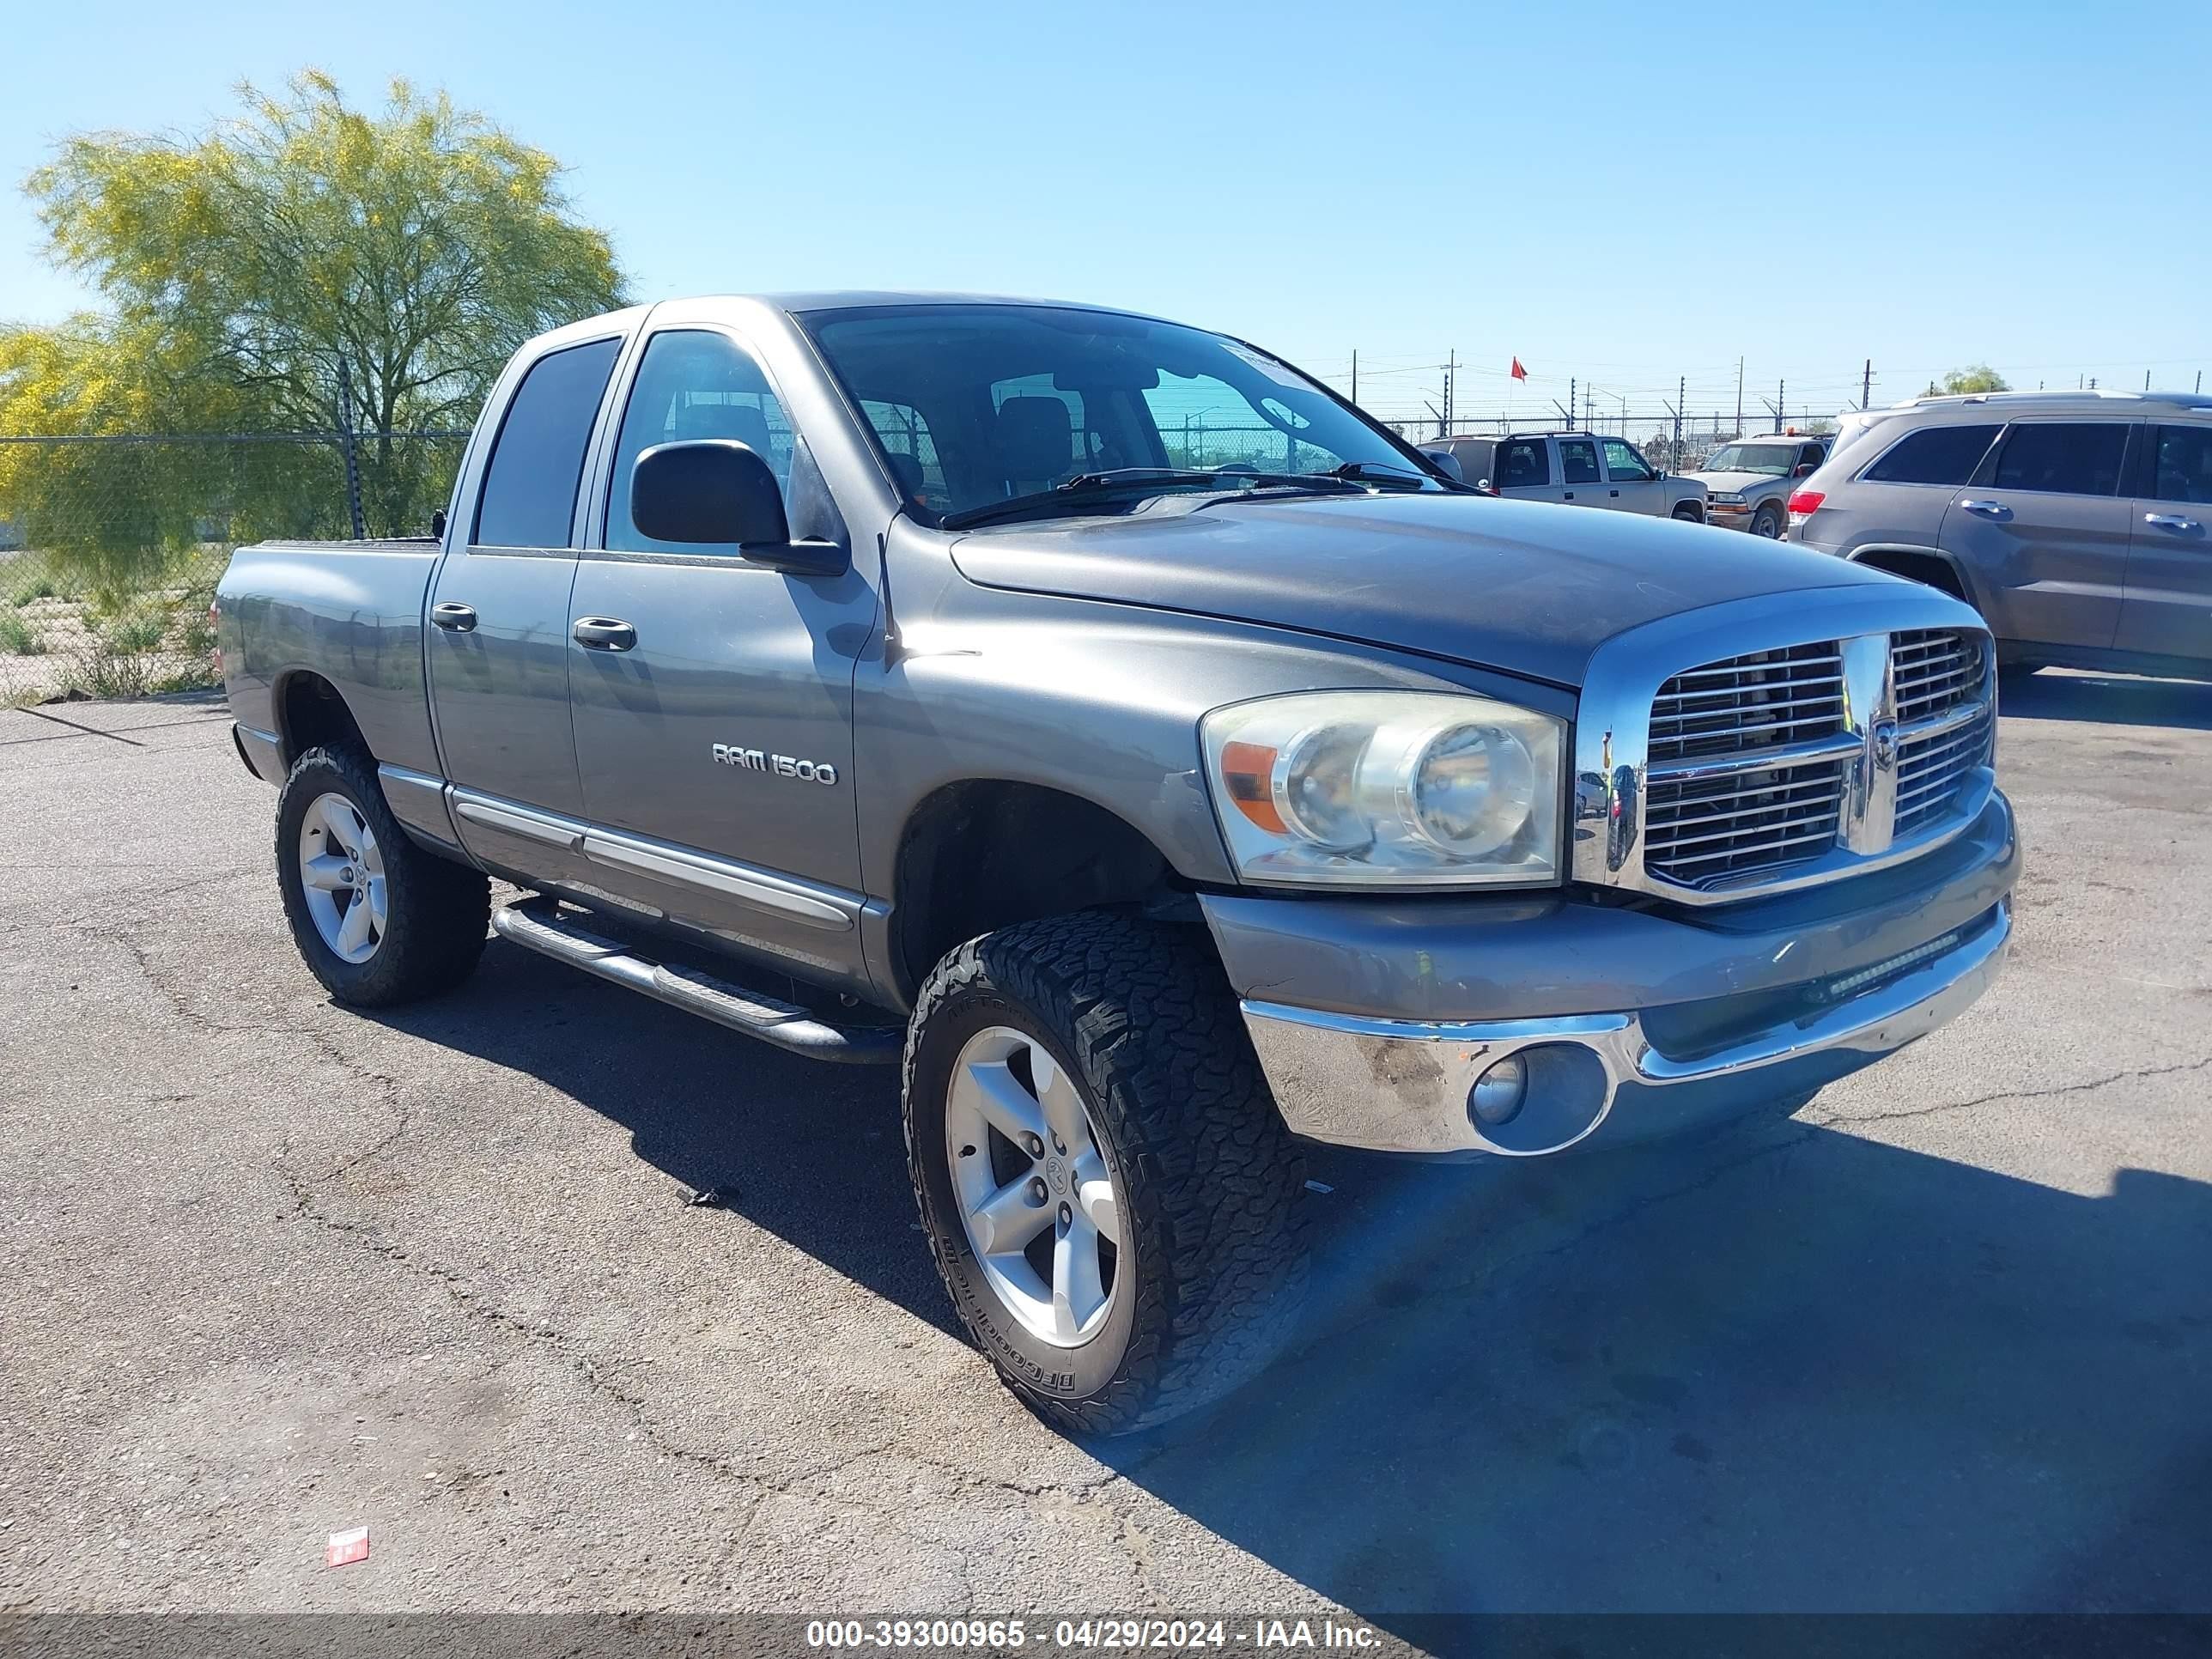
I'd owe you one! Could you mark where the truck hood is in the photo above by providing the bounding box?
[1686,468,1791,493]
[950,491,1889,688]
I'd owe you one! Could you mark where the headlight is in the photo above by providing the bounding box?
[1200,690,1564,888]
[1714,491,1746,504]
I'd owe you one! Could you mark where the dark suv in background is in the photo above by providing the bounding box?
[1790,391,2212,680]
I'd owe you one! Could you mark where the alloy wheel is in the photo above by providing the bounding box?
[297,793,386,963]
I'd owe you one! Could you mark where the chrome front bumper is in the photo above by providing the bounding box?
[1242,900,2011,1157]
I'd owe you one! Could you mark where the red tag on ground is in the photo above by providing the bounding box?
[326,1526,369,1566]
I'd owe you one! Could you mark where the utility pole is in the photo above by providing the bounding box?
[2147,369,2153,391]
[1861,358,1873,411]
[1568,377,1577,431]
[334,356,366,541]
[1351,349,1358,405]
[1777,379,1785,433]
[1735,356,1744,438]
[1445,349,1455,432]
[1675,376,1685,455]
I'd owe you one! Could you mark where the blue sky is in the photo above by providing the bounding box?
[4,0,2207,432]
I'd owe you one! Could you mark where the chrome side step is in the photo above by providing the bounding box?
[490,896,902,1066]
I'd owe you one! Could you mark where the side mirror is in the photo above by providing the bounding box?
[1794,463,1816,477]
[1426,450,1465,483]
[630,440,846,575]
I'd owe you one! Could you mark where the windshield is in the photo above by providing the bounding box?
[1703,443,1797,476]
[802,304,1447,525]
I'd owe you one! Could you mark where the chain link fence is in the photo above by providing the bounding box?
[0,431,467,706]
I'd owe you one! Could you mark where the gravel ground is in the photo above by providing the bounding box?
[1,673,2208,1622]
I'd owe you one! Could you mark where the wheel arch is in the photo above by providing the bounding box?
[1846,544,1980,612]
[273,669,372,768]
[886,778,1190,1004]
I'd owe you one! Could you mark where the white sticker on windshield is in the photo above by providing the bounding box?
[1220,343,1311,390]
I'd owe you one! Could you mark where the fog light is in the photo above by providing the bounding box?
[1468,1054,1528,1127]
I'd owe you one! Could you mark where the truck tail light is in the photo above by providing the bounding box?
[1786,489,1826,517]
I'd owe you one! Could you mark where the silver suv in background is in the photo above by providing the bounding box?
[1789,390,2212,680]
[1421,430,1708,521]
[1684,434,1830,538]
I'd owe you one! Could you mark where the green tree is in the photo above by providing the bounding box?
[2,71,626,571]
[1923,364,2012,397]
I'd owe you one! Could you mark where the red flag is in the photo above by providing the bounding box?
[1510,357,1528,381]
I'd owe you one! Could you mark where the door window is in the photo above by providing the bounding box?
[1601,440,1654,482]
[1990,422,2128,496]
[1559,439,1601,485]
[860,399,947,509]
[472,338,622,548]
[1498,438,1550,488]
[1860,422,2002,486]
[605,331,794,553]
[2150,425,2212,504]
[1797,443,1826,471]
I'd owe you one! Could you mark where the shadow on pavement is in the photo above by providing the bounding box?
[377,940,2212,1621]
[2002,669,2212,730]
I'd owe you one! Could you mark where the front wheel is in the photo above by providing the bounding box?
[1671,502,1704,523]
[904,912,1309,1435]
[1750,503,1785,538]
[275,744,490,1006]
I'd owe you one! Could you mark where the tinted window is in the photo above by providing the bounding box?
[2149,425,2212,505]
[473,338,620,548]
[1798,443,1826,470]
[1601,439,1653,481]
[1861,422,2002,486]
[1498,438,1550,487]
[1990,422,2127,496]
[1559,438,1601,485]
[606,331,793,554]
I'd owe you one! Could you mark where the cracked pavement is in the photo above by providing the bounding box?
[2,673,2209,1619]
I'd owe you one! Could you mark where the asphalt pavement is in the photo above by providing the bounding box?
[2,673,2208,1621]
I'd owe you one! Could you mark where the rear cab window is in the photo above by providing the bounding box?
[472,337,623,549]
[1859,422,2003,487]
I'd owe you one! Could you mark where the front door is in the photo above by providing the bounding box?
[428,332,621,884]
[1601,438,1663,514]
[2118,422,2212,664]
[565,326,879,965]
[1936,419,2132,653]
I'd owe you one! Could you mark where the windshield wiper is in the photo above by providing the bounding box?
[1318,459,1446,489]
[939,467,1366,530]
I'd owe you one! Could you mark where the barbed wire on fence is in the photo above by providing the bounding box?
[0,430,471,707]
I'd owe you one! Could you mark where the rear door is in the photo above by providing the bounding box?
[2118,422,2212,665]
[1556,436,1603,507]
[1600,438,1664,514]
[428,331,623,879]
[563,325,878,962]
[1936,419,2132,651]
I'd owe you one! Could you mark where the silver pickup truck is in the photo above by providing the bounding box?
[216,293,2018,1433]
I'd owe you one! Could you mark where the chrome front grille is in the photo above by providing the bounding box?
[1644,643,1849,884]
[1891,629,1981,724]
[1892,629,1991,837]
[1572,592,2001,907]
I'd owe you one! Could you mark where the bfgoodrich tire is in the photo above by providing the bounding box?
[904,911,1309,1435]
[275,744,490,1007]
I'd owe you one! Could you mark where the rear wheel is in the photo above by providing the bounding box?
[275,744,489,1006]
[904,911,1308,1434]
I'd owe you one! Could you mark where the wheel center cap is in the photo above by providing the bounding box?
[1045,1155,1069,1194]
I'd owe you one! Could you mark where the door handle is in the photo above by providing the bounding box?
[1563,491,1576,501]
[1959,499,2013,521]
[572,617,637,651]
[2144,512,2202,532]
[430,601,477,632]
[1609,489,1620,497]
